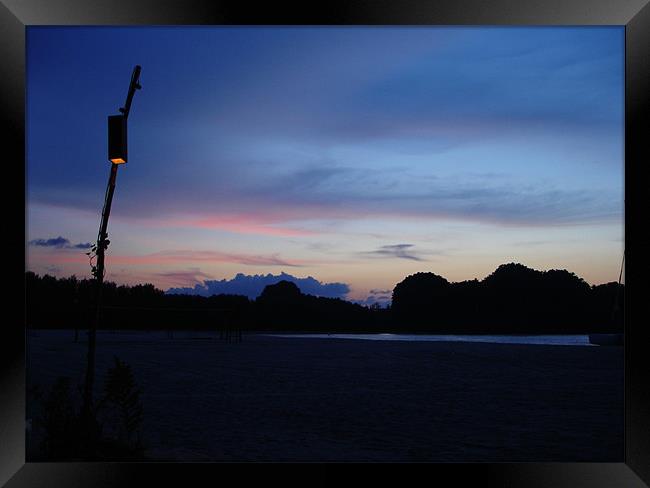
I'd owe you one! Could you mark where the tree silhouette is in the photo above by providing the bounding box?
[25,263,623,334]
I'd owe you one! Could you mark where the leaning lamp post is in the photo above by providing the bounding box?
[82,65,142,433]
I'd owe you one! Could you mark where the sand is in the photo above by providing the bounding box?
[26,330,623,462]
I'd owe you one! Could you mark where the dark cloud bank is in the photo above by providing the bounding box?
[29,236,92,250]
[166,272,350,300]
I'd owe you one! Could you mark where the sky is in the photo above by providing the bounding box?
[26,26,624,304]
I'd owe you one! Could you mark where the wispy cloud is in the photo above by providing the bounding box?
[175,165,622,229]
[155,268,214,287]
[369,288,391,295]
[362,244,426,261]
[172,215,317,237]
[29,157,622,230]
[29,236,92,250]
[352,288,393,307]
[45,249,308,268]
[150,250,306,267]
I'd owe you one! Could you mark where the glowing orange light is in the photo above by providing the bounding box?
[108,114,127,164]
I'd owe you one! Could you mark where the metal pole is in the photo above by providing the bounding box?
[81,66,140,452]
[82,163,119,420]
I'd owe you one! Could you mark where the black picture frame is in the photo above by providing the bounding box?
[3,0,649,486]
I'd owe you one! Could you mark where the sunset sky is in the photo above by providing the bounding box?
[26,26,624,304]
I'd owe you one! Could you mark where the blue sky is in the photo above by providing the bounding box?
[26,27,624,303]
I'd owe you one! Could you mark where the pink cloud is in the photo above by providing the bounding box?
[44,249,308,267]
[167,214,318,237]
[103,268,214,289]
[155,268,214,287]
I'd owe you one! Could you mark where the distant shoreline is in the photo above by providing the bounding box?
[27,327,611,336]
[27,329,621,347]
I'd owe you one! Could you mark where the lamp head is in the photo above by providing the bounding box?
[108,114,127,164]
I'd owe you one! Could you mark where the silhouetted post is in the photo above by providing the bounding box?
[611,250,625,328]
[81,66,142,445]
[73,280,80,342]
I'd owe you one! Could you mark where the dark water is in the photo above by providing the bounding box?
[26,331,623,461]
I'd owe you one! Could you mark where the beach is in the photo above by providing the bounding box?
[26,331,623,462]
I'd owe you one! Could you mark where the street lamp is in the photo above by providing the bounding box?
[81,65,142,443]
[108,114,127,164]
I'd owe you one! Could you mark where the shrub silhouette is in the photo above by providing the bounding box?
[34,358,146,461]
[39,377,81,460]
[98,357,144,453]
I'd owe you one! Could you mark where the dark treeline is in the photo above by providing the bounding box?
[391,263,623,333]
[25,262,623,334]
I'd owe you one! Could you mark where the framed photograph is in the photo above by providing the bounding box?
[3,0,649,486]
